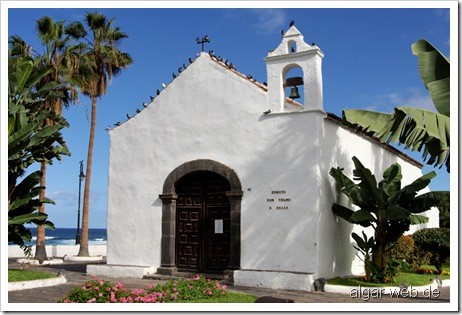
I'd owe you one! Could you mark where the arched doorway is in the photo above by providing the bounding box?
[158,159,243,276]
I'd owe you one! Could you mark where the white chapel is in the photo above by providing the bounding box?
[88,24,438,291]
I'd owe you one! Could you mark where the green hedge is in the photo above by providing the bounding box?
[412,228,450,274]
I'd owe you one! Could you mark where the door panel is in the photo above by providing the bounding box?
[175,172,230,273]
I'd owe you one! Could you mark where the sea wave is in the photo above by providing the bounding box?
[31,236,55,241]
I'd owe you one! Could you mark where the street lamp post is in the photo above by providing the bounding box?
[75,160,85,245]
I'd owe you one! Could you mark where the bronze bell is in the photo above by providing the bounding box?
[289,86,300,99]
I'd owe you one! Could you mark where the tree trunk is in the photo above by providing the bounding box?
[372,222,387,282]
[35,161,48,262]
[78,96,97,257]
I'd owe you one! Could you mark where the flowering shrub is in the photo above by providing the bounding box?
[415,267,437,275]
[59,275,228,303]
[148,274,227,302]
[415,268,450,276]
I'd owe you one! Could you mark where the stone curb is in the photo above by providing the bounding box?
[8,275,67,292]
[325,279,450,295]
[63,255,104,262]
[16,258,64,265]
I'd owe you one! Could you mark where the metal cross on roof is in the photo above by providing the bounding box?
[196,35,210,52]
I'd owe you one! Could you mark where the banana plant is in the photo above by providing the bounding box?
[342,39,450,172]
[8,171,55,249]
[8,57,70,251]
[352,231,374,282]
[330,156,449,282]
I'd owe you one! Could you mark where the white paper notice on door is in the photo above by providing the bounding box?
[214,219,223,234]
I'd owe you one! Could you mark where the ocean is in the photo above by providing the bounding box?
[9,227,107,246]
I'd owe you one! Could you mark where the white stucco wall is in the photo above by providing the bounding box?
[106,53,326,275]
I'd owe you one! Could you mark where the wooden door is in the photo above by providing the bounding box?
[175,172,231,273]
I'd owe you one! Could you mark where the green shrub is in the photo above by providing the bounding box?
[412,228,450,274]
[408,247,431,269]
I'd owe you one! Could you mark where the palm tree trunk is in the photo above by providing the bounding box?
[78,96,97,257]
[35,161,48,262]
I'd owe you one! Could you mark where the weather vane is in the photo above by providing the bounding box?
[196,35,210,52]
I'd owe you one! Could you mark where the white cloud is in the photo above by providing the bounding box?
[224,9,287,35]
[357,87,435,112]
[386,87,435,111]
[48,191,77,207]
[249,9,287,34]
[47,189,106,209]
[435,9,450,21]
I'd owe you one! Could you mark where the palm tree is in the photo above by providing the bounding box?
[10,17,86,261]
[77,12,133,257]
[342,39,450,172]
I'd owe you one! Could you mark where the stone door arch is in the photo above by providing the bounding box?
[158,159,243,275]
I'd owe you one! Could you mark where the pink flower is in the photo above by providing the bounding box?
[98,293,103,297]
[87,298,96,303]
[110,292,117,303]
[207,290,213,295]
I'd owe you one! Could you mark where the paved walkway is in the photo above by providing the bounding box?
[7,259,450,304]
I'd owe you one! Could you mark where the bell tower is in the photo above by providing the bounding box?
[265,23,324,112]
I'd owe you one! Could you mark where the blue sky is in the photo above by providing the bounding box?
[4,3,454,228]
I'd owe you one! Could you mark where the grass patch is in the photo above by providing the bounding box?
[328,264,450,287]
[175,291,256,303]
[8,269,57,282]
[60,276,256,303]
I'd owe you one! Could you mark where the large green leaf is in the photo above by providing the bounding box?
[401,171,436,196]
[343,107,450,172]
[15,60,34,93]
[386,206,412,221]
[407,191,450,213]
[350,209,376,223]
[409,214,430,225]
[411,39,450,117]
[351,157,383,207]
[380,163,402,197]
[332,204,373,228]
[8,213,48,225]
[329,167,366,208]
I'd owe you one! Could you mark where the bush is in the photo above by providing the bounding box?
[408,247,431,270]
[388,235,414,262]
[412,228,450,274]
[59,275,228,303]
